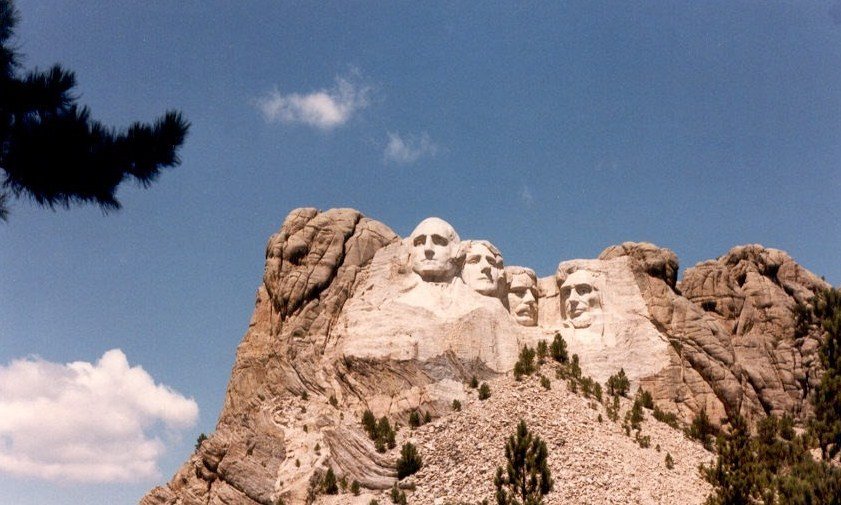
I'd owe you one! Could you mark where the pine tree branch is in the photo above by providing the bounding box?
[0,0,189,219]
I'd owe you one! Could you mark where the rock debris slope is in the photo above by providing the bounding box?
[141,208,830,505]
[349,370,713,505]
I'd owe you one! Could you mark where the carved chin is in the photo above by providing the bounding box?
[569,313,593,328]
[413,261,453,280]
[472,283,498,296]
[514,314,537,326]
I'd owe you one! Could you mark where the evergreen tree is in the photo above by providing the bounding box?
[652,406,680,429]
[396,442,423,479]
[569,354,581,379]
[702,415,760,505]
[702,411,841,504]
[549,332,568,363]
[626,398,644,431]
[0,0,189,220]
[688,408,717,451]
[809,288,841,460]
[606,369,629,397]
[390,483,407,505]
[514,345,536,380]
[536,340,548,364]
[494,420,553,505]
[409,410,421,428]
[637,389,654,409]
[593,382,603,402]
[323,467,338,495]
[579,376,593,398]
[775,456,841,504]
[194,432,207,451]
[606,395,620,422]
[378,416,396,449]
[362,409,377,438]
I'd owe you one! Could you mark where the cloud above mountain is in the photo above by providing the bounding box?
[257,73,371,130]
[383,132,438,164]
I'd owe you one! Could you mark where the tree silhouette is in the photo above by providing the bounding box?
[494,420,553,505]
[0,0,189,220]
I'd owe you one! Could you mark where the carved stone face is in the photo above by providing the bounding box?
[408,217,460,282]
[559,270,601,329]
[506,267,538,326]
[461,241,503,296]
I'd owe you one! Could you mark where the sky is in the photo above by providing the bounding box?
[1,1,840,504]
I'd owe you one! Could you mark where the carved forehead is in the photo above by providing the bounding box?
[508,276,537,292]
[557,268,598,289]
[463,240,500,256]
[505,266,537,285]
[409,217,460,243]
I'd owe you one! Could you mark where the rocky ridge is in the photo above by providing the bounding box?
[141,208,831,505]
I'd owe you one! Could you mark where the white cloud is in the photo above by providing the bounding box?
[256,74,370,130]
[519,185,535,206]
[0,349,198,483]
[383,132,438,164]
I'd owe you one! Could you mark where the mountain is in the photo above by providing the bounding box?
[141,207,829,505]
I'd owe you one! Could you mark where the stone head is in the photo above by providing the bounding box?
[557,269,602,329]
[408,217,460,282]
[460,240,504,297]
[505,266,538,326]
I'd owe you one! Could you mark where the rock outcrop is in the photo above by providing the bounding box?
[141,209,830,505]
[675,245,828,420]
[601,242,830,425]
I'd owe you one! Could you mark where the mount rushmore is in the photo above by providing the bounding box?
[142,207,830,505]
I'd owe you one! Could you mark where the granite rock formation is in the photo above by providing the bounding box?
[594,242,829,426]
[141,210,830,505]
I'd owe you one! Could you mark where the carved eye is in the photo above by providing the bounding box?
[466,254,480,264]
[413,235,426,247]
[431,234,448,246]
[486,256,499,268]
[560,287,571,297]
[576,285,592,295]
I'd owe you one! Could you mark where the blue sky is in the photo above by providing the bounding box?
[1,2,840,504]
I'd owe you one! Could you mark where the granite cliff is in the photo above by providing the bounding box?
[141,208,830,505]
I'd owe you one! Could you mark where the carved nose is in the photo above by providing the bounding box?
[523,290,535,303]
[424,249,435,259]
